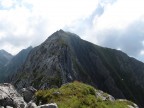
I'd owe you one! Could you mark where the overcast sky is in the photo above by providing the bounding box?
[0,0,144,62]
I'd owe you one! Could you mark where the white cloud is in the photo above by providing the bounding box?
[30,0,98,33]
[0,31,6,39]
[0,42,25,55]
[69,0,144,61]
[0,0,98,55]
[0,0,144,62]
[0,0,16,8]
[140,50,144,55]
[95,0,144,30]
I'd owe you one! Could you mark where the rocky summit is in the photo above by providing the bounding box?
[4,30,144,108]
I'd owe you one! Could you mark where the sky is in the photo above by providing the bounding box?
[0,0,144,62]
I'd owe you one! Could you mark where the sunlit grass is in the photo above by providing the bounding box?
[35,81,133,108]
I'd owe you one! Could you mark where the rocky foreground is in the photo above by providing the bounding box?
[0,82,139,108]
[0,83,57,108]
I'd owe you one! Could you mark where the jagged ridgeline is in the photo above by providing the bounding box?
[11,30,144,108]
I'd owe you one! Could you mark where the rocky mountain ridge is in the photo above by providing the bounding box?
[10,30,144,108]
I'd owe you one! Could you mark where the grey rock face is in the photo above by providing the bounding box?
[0,83,26,108]
[0,83,58,108]
[12,31,74,89]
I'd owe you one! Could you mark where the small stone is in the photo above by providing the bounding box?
[26,101,37,108]
[38,103,58,108]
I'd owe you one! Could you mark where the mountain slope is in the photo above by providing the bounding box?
[12,30,144,108]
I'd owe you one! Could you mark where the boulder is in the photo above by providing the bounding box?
[0,83,26,108]
[20,86,37,103]
[6,106,13,108]
[95,90,115,101]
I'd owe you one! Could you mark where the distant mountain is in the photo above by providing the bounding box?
[11,30,144,108]
[0,50,13,67]
[0,50,13,81]
[5,46,32,81]
[0,47,32,82]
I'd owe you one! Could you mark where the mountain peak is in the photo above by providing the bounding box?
[48,29,80,39]
[57,29,65,33]
[0,49,11,55]
[0,49,13,60]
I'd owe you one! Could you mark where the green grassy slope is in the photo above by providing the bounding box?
[35,81,136,108]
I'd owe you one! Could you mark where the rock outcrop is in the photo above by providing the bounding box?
[0,83,26,108]
[0,83,58,108]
